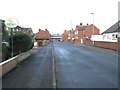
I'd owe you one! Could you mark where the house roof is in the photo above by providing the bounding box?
[78,26,88,30]
[75,25,89,31]
[102,21,120,34]
[35,29,51,39]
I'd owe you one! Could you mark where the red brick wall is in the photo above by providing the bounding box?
[84,25,100,37]
[78,30,84,40]
[94,41,117,50]
[62,30,69,41]
[69,32,74,42]
[84,40,119,51]
[84,40,93,46]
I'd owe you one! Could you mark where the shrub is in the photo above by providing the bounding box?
[9,33,33,56]
[2,43,11,61]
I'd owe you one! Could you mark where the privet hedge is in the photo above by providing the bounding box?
[2,33,34,61]
[9,33,33,56]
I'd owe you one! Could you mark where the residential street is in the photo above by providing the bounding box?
[54,41,118,88]
[2,41,118,88]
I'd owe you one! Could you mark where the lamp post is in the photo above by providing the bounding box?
[91,13,95,45]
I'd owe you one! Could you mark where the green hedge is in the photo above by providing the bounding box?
[2,33,34,61]
[2,43,11,61]
[9,33,33,56]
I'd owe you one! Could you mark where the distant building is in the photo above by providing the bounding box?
[62,30,69,41]
[35,29,51,46]
[51,34,61,41]
[14,26,34,36]
[74,23,100,44]
[62,23,100,44]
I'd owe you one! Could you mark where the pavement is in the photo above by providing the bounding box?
[2,41,118,88]
[2,43,53,88]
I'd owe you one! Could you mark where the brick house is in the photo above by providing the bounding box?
[67,29,75,42]
[62,30,69,41]
[14,26,34,36]
[62,29,75,42]
[35,29,51,46]
[74,23,100,44]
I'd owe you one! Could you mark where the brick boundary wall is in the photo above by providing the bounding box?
[94,41,117,50]
[84,40,93,46]
[84,40,120,51]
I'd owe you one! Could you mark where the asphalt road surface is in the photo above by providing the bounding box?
[2,41,118,88]
[53,41,118,88]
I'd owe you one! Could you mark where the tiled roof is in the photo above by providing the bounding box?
[102,21,120,34]
[35,29,51,39]
[75,25,88,31]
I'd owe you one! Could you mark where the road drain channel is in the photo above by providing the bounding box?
[52,43,57,89]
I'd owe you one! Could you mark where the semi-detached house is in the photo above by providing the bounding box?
[62,23,100,44]
[74,23,100,44]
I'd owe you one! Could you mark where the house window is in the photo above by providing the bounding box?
[116,34,118,38]
[75,31,78,35]
[68,33,70,37]
[75,36,78,39]
[112,34,117,40]
[103,35,106,39]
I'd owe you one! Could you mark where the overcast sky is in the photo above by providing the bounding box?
[0,0,119,34]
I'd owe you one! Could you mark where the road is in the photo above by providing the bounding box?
[54,41,118,88]
[2,41,118,88]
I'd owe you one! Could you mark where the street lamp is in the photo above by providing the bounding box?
[91,13,95,45]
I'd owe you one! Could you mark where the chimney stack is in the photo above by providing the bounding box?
[39,29,41,32]
[64,30,67,32]
[80,23,82,26]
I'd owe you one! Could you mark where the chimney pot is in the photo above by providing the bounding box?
[39,29,41,32]
[80,23,82,25]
